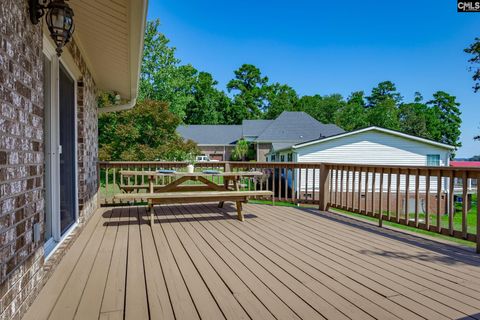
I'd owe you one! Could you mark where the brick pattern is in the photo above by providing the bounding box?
[0,0,45,300]
[66,40,98,221]
[0,1,99,319]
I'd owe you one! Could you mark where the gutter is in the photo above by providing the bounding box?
[99,98,137,114]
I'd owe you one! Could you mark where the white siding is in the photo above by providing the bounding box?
[295,131,451,194]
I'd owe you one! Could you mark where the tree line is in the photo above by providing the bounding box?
[99,19,473,161]
[139,20,462,149]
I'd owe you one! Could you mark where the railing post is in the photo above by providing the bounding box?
[319,164,330,211]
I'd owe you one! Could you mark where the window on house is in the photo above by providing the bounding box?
[287,153,293,162]
[280,155,285,162]
[271,154,276,161]
[427,154,440,166]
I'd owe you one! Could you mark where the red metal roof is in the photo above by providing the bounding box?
[451,161,480,167]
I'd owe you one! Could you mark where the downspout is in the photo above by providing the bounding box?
[98,98,137,114]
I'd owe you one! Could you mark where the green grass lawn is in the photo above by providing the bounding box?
[373,194,478,234]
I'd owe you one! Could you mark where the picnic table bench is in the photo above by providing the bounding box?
[114,170,273,225]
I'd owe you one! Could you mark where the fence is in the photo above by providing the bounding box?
[98,161,480,251]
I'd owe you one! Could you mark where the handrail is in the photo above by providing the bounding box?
[98,160,480,252]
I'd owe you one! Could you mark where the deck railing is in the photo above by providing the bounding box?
[98,161,480,252]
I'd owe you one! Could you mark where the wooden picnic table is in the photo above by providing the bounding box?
[119,170,263,194]
[117,170,270,225]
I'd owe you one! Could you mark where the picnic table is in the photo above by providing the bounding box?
[115,170,272,225]
[119,170,263,193]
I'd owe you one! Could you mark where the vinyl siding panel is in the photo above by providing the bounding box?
[294,131,451,194]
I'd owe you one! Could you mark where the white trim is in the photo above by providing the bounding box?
[293,127,456,150]
[44,221,78,260]
[42,34,80,254]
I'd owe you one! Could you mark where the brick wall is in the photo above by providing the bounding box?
[0,1,45,319]
[0,1,99,319]
[67,40,98,222]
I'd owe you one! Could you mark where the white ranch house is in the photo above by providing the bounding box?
[267,127,455,212]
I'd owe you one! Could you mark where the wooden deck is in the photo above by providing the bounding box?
[23,203,480,320]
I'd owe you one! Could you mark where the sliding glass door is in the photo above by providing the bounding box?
[59,65,76,235]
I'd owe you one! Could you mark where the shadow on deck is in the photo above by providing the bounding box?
[23,203,480,320]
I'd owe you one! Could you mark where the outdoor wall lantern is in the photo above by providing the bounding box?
[29,0,75,56]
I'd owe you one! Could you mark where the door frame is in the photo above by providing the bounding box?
[43,37,80,257]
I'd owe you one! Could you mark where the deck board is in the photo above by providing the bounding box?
[23,203,480,320]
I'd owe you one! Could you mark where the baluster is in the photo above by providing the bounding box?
[358,168,363,213]
[396,171,401,223]
[415,169,420,228]
[291,168,297,203]
[448,171,455,236]
[328,168,333,206]
[386,169,391,220]
[379,168,384,226]
[351,167,356,212]
[405,169,410,225]
[437,170,442,233]
[339,167,344,208]
[105,166,109,204]
[371,168,376,217]
[364,168,369,215]
[462,171,468,239]
[425,170,430,230]
[272,167,276,205]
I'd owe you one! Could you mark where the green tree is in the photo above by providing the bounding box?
[98,100,198,161]
[465,37,480,93]
[365,82,401,130]
[398,93,434,139]
[334,91,368,131]
[227,64,269,120]
[427,91,462,150]
[231,139,250,161]
[264,83,298,119]
[185,72,229,124]
[139,19,197,120]
[465,38,480,140]
[296,94,345,124]
[366,81,403,107]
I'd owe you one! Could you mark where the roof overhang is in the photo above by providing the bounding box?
[68,0,148,111]
[293,127,456,150]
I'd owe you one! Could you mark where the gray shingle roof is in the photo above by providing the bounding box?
[255,111,344,143]
[177,125,242,145]
[177,112,344,146]
[242,120,273,137]
[271,143,295,151]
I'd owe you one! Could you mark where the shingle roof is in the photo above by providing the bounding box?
[255,112,344,142]
[242,120,273,137]
[177,125,242,145]
[176,112,344,146]
[271,143,296,152]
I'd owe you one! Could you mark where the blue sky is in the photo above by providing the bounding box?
[147,0,479,158]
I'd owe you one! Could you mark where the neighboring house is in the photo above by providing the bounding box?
[177,125,242,161]
[177,111,344,161]
[268,126,455,213]
[268,126,454,166]
[0,1,147,319]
